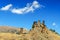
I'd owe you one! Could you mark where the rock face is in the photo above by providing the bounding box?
[32,20,47,33]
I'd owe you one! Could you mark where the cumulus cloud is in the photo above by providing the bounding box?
[0,1,44,14]
[1,4,12,10]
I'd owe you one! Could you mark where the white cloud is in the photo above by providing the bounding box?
[11,1,41,14]
[32,1,40,8]
[0,1,44,14]
[11,7,29,14]
[1,4,12,10]
[52,22,56,26]
[52,22,59,28]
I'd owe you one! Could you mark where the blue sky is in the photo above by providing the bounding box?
[0,0,60,34]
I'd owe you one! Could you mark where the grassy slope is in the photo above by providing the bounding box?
[0,33,20,40]
[49,31,60,40]
[0,26,60,40]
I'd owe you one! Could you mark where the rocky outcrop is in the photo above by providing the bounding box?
[32,20,47,33]
[0,20,60,40]
[26,20,60,40]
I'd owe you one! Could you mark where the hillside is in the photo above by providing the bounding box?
[0,26,28,34]
[0,20,60,40]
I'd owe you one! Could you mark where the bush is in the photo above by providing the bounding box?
[16,31,20,34]
[50,29,55,32]
[50,29,59,35]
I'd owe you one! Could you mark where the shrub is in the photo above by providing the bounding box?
[50,29,60,35]
[50,29,55,32]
